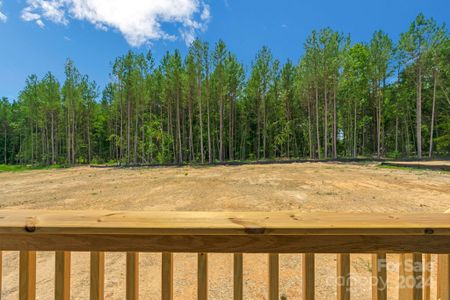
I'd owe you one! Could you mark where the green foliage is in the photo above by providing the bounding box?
[0,14,449,165]
[0,164,65,172]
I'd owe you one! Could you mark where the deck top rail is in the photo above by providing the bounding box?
[1,210,450,253]
[1,210,450,299]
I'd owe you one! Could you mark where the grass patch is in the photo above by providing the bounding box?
[377,164,414,171]
[377,163,450,173]
[0,164,66,173]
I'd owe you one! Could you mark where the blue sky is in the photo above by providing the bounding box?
[0,0,449,100]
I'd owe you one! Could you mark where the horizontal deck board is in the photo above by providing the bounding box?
[0,210,449,252]
[0,210,449,235]
[1,234,450,253]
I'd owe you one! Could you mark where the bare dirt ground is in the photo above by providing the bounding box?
[1,162,450,299]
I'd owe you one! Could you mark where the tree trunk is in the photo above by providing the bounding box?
[168,101,175,163]
[3,127,6,164]
[72,108,75,164]
[176,86,182,164]
[31,120,34,164]
[353,100,357,158]
[315,85,321,159]
[51,112,55,164]
[188,89,194,162]
[134,103,138,164]
[324,82,328,159]
[127,93,131,164]
[429,69,437,158]
[198,69,204,164]
[308,93,313,159]
[377,83,381,159]
[229,95,234,160]
[395,116,399,154]
[256,95,261,160]
[262,93,266,159]
[206,92,212,163]
[88,114,92,164]
[40,125,43,164]
[67,108,70,164]
[416,63,422,159]
[405,115,411,156]
[206,70,212,163]
[149,98,153,163]
[119,90,124,162]
[219,91,224,162]
[332,82,337,159]
[139,117,144,162]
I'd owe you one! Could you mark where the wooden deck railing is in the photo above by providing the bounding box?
[0,210,450,299]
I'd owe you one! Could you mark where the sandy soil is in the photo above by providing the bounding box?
[1,162,449,299]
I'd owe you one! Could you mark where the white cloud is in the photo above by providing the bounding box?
[21,0,68,27]
[36,19,45,28]
[0,1,7,23]
[21,0,211,46]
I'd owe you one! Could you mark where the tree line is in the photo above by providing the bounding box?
[1,14,449,165]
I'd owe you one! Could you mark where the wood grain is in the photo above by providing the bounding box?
[371,253,387,300]
[162,252,173,300]
[0,251,2,299]
[1,210,450,236]
[302,253,314,300]
[19,251,36,300]
[337,253,350,300]
[268,253,279,300]
[55,251,71,300]
[233,253,243,300]
[399,254,412,300]
[412,253,423,300]
[438,254,450,300]
[90,252,104,300]
[6,210,450,300]
[197,253,208,300]
[2,211,450,252]
[2,234,450,253]
[399,253,423,300]
[126,252,139,300]
[423,254,431,300]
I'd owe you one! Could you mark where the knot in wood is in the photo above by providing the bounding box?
[244,227,266,234]
[25,217,36,233]
[424,228,434,235]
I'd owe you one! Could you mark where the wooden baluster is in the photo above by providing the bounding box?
[198,253,208,300]
[302,253,315,300]
[337,254,350,300]
[438,254,450,300]
[0,251,2,298]
[269,254,279,300]
[422,254,431,300]
[19,251,36,300]
[399,253,423,300]
[162,252,173,300]
[372,253,387,300]
[399,254,411,299]
[233,253,243,300]
[90,252,104,300]
[55,251,71,300]
[412,253,423,300]
[439,210,450,300]
[126,252,139,300]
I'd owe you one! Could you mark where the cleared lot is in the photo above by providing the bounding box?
[1,162,449,299]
